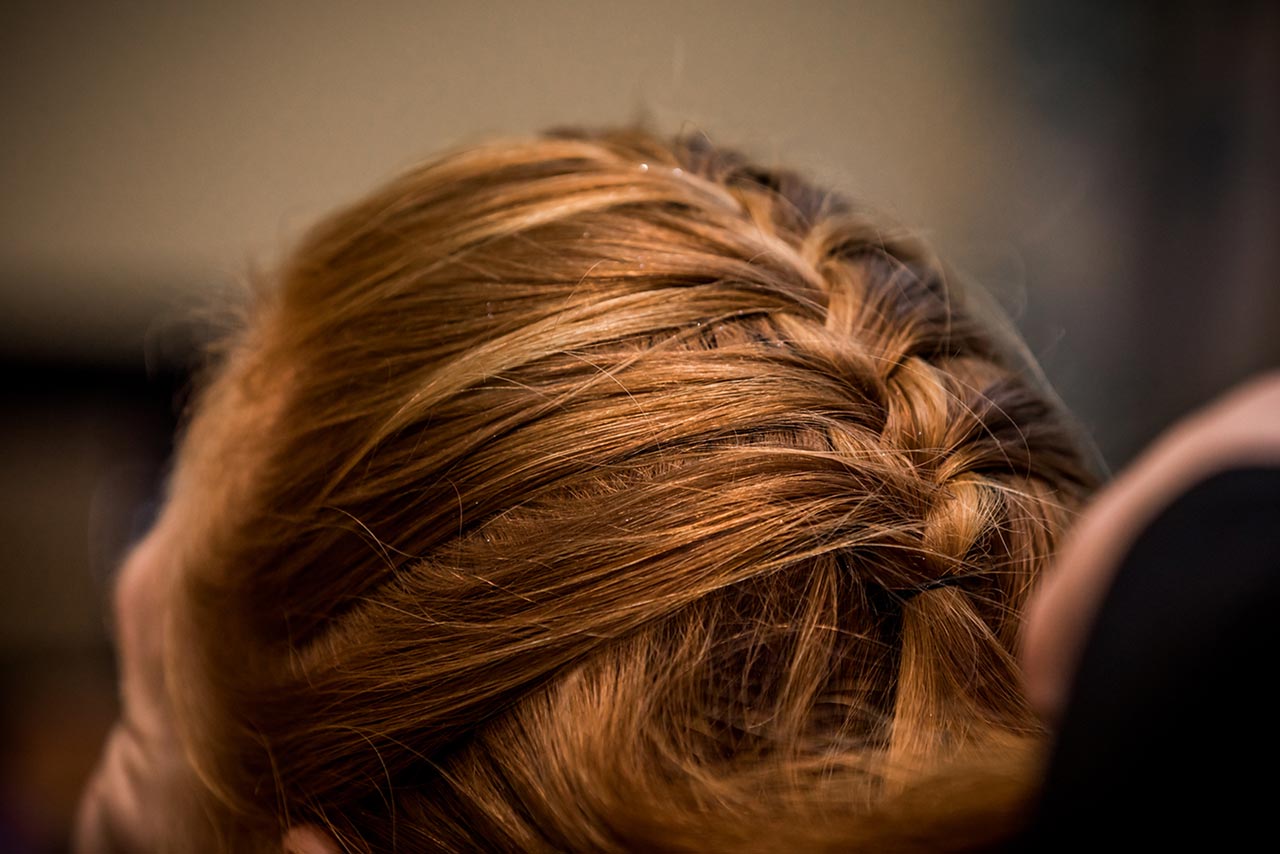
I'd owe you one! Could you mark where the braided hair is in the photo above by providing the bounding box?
[166,128,1095,852]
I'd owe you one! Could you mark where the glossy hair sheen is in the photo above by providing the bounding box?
[166,128,1094,852]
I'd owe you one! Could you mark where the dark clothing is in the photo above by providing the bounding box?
[1019,466,1280,848]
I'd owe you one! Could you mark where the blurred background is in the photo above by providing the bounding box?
[1,1,1276,849]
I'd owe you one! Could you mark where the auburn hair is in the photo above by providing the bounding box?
[163,128,1094,852]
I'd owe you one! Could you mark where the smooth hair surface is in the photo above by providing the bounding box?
[164,128,1094,852]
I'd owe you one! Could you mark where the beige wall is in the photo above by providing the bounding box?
[1,0,1033,359]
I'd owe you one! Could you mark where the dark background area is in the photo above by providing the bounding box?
[1,2,1276,850]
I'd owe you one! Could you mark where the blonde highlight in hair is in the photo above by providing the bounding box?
[165,127,1093,852]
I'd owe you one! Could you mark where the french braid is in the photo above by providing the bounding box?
[168,128,1095,852]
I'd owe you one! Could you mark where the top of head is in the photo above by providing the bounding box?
[166,127,1094,852]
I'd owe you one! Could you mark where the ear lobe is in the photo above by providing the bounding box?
[283,824,341,854]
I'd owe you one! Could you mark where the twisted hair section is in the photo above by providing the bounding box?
[167,128,1094,851]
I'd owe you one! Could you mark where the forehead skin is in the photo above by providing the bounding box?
[75,522,200,851]
[76,337,286,853]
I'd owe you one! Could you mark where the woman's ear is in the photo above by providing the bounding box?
[283,824,340,854]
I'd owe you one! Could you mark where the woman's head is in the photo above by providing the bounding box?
[80,128,1093,852]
